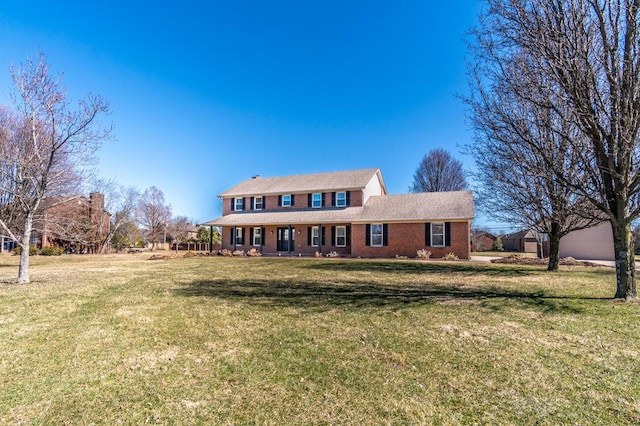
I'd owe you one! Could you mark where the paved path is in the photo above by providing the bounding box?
[470,255,640,269]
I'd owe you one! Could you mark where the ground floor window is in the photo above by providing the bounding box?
[235,227,244,245]
[335,226,346,247]
[370,224,383,247]
[252,227,262,246]
[311,226,319,246]
[431,222,444,247]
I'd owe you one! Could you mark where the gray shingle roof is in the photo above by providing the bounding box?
[356,191,474,222]
[201,207,363,226]
[201,191,474,226]
[218,168,383,197]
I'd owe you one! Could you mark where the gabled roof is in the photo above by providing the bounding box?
[201,191,474,227]
[355,191,474,223]
[503,229,538,239]
[218,168,384,198]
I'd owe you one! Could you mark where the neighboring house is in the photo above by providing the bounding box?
[470,230,496,252]
[35,192,111,252]
[0,235,16,253]
[502,229,539,253]
[201,168,474,259]
[559,221,615,261]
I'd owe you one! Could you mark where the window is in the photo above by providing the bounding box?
[371,224,383,247]
[336,191,346,207]
[312,193,322,208]
[311,226,319,246]
[253,227,262,246]
[254,196,263,210]
[431,222,444,247]
[282,194,292,207]
[235,227,243,245]
[335,226,346,247]
[234,198,244,211]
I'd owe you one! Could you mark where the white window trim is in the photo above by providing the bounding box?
[311,226,319,247]
[431,222,445,247]
[253,227,262,246]
[312,193,322,208]
[335,226,346,247]
[371,223,383,247]
[254,196,263,210]
[235,227,243,244]
[282,194,292,207]
[234,198,244,211]
[336,191,346,207]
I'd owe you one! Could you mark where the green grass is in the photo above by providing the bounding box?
[0,254,639,424]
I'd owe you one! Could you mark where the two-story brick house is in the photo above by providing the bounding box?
[201,168,474,259]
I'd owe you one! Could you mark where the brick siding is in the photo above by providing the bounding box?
[221,221,470,259]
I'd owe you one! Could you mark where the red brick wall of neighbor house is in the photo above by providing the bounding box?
[222,191,364,216]
[351,222,471,259]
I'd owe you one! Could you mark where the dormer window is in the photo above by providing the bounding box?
[312,193,322,208]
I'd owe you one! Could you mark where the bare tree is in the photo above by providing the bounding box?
[472,0,640,299]
[139,186,171,250]
[91,180,141,253]
[0,53,110,283]
[466,47,602,271]
[170,215,194,253]
[409,148,467,193]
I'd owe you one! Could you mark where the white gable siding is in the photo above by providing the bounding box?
[362,174,384,205]
[559,221,615,261]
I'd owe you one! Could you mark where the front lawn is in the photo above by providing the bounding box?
[0,254,638,424]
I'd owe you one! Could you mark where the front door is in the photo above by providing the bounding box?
[277,227,294,252]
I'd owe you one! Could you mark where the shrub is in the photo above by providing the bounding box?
[492,237,503,251]
[13,245,39,256]
[442,252,459,261]
[326,251,339,258]
[247,248,262,257]
[40,246,64,256]
[416,249,432,259]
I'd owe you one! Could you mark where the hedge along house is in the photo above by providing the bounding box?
[201,168,474,259]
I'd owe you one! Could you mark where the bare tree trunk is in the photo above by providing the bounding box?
[547,222,561,272]
[611,221,637,300]
[17,212,34,284]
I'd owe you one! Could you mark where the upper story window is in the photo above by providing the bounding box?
[253,196,263,210]
[431,222,445,247]
[282,194,292,207]
[335,191,346,207]
[312,193,322,208]
[370,224,383,247]
[234,198,244,211]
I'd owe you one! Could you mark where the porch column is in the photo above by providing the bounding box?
[288,225,292,253]
[317,224,322,254]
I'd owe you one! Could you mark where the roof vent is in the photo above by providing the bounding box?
[251,175,260,179]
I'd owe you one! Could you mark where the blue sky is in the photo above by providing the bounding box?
[0,1,505,230]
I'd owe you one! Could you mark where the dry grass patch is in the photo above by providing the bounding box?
[0,254,638,424]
